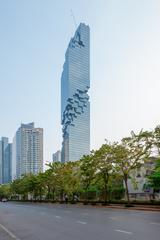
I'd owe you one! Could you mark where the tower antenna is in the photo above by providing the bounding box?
[70,9,77,29]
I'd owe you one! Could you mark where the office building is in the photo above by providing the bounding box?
[0,137,12,184]
[61,23,90,162]
[52,150,61,163]
[12,123,43,179]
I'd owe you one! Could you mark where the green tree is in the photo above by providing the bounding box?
[148,159,160,191]
[62,161,81,199]
[11,177,29,199]
[11,174,45,200]
[80,153,97,202]
[113,130,151,204]
[94,143,115,203]
[42,168,56,200]
[46,162,66,201]
[0,184,11,200]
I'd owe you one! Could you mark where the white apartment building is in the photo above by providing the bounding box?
[12,123,43,179]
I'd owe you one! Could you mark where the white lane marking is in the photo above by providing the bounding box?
[40,211,46,215]
[64,210,71,213]
[77,221,87,225]
[150,222,160,226]
[55,215,62,219]
[109,217,118,220]
[0,223,20,240]
[82,212,89,216]
[115,229,133,235]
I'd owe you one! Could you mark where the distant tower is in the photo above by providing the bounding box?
[61,23,90,162]
[0,137,12,184]
[12,123,43,179]
[52,150,61,163]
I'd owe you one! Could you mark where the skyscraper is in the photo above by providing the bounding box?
[61,23,90,162]
[12,123,43,179]
[0,137,12,184]
[52,150,61,163]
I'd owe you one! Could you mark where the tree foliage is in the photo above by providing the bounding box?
[148,159,160,191]
[2,126,159,203]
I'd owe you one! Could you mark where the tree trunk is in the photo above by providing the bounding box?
[52,189,55,201]
[39,189,42,201]
[104,183,108,204]
[85,189,88,202]
[34,192,37,201]
[84,187,88,204]
[60,190,63,201]
[124,175,130,204]
[47,186,51,200]
[104,173,109,204]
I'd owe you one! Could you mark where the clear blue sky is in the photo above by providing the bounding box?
[0,0,160,164]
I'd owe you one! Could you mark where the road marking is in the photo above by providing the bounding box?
[64,210,71,213]
[115,229,133,235]
[109,217,118,220]
[77,221,87,225]
[150,222,160,226]
[0,223,20,240]
[40,211,46,215]
[82,212,89,216]
[55,215,62,219]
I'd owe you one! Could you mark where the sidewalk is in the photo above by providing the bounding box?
[105,204,160,212]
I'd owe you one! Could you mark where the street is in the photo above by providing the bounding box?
[0,202,160,240]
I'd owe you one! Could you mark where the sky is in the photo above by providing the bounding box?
[0,0,160,165]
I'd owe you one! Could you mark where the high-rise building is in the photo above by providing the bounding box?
[0,137,12,184]
[61,23,90,162]
[12,123,43,179]
[52,150,61,163]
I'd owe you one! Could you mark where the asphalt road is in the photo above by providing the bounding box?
[0,202,160,240]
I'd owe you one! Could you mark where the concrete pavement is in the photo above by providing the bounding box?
[0,202,160,240]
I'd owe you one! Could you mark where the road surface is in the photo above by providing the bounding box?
[0,202,159,240]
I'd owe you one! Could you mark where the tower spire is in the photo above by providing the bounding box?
[70,9,77,29]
